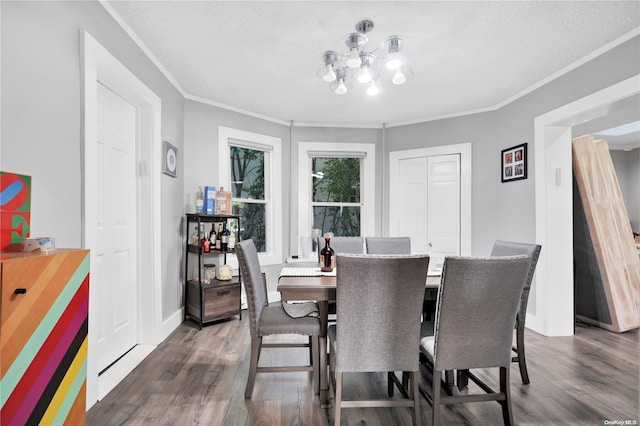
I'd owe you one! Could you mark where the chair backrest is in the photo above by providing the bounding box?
[335,254,430,372]
[366,237,411,254]
[490,240,542,321]
[432,256,531,371]
[317,236,364,262]
[235,239,266,337]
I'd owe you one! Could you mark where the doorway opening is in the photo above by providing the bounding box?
[532,74,640,337]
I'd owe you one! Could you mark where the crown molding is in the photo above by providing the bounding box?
[102,2,640,130]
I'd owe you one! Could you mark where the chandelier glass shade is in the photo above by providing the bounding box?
[317,20,411,96]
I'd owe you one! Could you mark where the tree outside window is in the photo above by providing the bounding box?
[312,157,361,236]
[230,146,266,252]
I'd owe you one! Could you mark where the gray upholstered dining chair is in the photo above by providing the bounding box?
[235,239,320,398]
[491,240,542,385]
[317,236,364,263]
[317,236,364,316]
[419,255,531,426]
[328,254,430,426]
[365,236,411,254]
[364,236,413,394]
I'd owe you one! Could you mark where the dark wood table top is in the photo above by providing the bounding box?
[277,270,440,301]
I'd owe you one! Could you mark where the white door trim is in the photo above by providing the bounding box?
[81,31,162,408]
[389,143,472,256]
[532,74,640,337]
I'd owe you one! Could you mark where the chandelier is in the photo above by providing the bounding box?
[317,19,411,96]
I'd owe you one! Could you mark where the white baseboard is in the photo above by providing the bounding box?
[97,344,155,400]
[159,309,184,341]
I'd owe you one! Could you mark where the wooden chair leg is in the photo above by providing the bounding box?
[245,336,262,398]
[500,367,514,426]
[432,368,442,426]
[410,371,422,426]
[388,371,395,397]
[515,324,530,384]
[334,372,343,426]
[457,369,469,391]
[311,336,320,395]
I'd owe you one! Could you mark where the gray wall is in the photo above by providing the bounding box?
[2,1,638,319]
[611,148,640,232]
[1,1,185,320]
[183,100,291,289]
[385,35,640,257]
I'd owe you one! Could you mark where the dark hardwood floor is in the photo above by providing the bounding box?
[87,312,639,425]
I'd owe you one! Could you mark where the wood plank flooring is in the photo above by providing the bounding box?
[87,313,639,425]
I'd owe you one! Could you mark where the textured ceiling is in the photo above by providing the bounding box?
[106,1,640,126]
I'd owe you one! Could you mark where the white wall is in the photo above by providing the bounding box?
[1,1,185,321]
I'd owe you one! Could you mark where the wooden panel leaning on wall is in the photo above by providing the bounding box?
[572,134,640,332]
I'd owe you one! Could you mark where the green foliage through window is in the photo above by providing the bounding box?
[230,146,266,251]
[312,157,361,236]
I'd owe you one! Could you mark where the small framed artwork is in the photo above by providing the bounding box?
[501,143,527,183]
[162,141,178,177]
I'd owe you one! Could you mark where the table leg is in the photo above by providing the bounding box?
[318,300,329,407]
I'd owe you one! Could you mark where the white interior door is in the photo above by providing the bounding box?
[389,148,465,275]
[95,83,139,372]
[395,156,429,254]
[426,154,461,274]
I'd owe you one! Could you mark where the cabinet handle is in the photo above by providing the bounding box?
[217,290,230,296]
[14,288,27,295]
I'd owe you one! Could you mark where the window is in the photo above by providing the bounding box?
[312,156,362,236]
[219,127,282,265]
[298,142,375,254]
[230,146,266,251]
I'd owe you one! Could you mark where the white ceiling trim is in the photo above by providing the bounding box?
[101,2,640,130]
[99,0,187,98]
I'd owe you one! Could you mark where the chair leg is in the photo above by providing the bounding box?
[311,336,320,395]
[432,368,442,426]
[334,372,343,426]
[410,371,422,426]
[457,369,469,391]
[515,323,530,384]
[388,371,395,397]
[499,367,514,426]
[245,336,262,398]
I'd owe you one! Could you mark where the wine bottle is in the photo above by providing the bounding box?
[320,237,334,272]
[220,222,230,252]
[216,223,223,250]
[209,223,217,248]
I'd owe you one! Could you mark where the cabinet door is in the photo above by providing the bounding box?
[1,250,89,425]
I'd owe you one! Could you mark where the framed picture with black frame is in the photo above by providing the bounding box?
[501,143,527,183]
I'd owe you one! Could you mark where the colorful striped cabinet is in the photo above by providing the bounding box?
[0,249,89,425]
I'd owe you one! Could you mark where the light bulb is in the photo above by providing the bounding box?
[386,54,402,70]
[356,67,373,84]
[392,69,407,85]
[322,64,336,82]
[366,81,380,96]
[346,49,361,68]
[335,79,348,95]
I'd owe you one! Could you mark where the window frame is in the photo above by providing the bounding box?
[219,126,282,266]
[297,142,375,255]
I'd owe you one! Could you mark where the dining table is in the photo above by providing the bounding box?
[277,263,441,406]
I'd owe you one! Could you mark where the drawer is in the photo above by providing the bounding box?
[186,280,240,323]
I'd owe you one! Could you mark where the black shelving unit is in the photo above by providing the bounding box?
[184,213,242,328]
